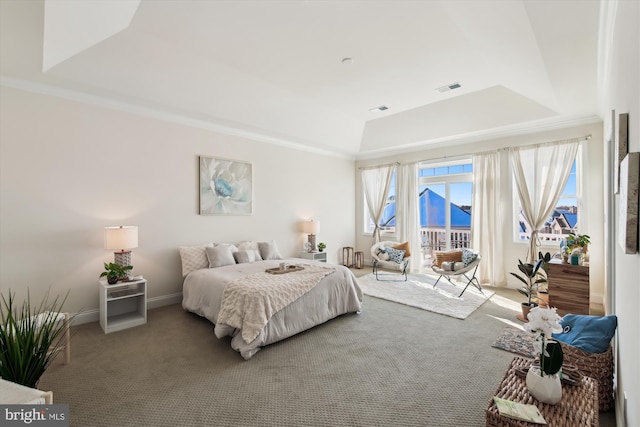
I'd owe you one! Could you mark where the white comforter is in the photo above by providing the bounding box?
[182,259,362,359]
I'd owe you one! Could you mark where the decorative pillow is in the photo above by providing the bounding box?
[236,241,263,260]
[552,314,618,354]
[205,245,236,268]
[433,250,462,268]
[258,240,283,260]
[392,242,411,258]
[441,261,465,271]
[179,243,214,277]
[216,243,239,253]
[376,247,390,261]
[386,247,405,263]
[461,248,478,267]
[233,250,260,264]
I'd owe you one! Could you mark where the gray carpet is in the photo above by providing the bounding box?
[37,284,614,426]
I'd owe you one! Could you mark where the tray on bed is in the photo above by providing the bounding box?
[265,265,304,274]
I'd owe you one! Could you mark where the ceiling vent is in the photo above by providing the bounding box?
[436,82,461,93]
[368,105,389,112]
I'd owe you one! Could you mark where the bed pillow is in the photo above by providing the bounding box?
[236,241,263,260]
[386,247,405,263]
[392,242,411,258]
[179,243,214,277]
[259,240,283,260]
[216,243,239,253]
[205,245,236,268]
[233,250,260,264]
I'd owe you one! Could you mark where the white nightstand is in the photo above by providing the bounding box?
[99,278,147,334]
[298,251,327,262]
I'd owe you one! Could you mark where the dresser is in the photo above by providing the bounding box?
[546,259,590,316]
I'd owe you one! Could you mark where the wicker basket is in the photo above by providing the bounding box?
[560,341,614,411]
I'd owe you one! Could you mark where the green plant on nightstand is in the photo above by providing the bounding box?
[100,262,132,284]
[317,242,326,252]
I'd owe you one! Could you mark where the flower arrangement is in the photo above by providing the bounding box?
[525,306,564,377]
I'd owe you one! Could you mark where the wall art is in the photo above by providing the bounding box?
[199,156,253,215]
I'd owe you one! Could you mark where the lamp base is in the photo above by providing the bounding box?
[307,234,317,252]
[114,251,132,268]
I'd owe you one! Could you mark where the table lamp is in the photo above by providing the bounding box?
[104,226,138,267]
[302,220,320,252]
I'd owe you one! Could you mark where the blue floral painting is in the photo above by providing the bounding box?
[199,156,252,215]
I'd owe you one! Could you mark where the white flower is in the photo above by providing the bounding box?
[525,306,563,357]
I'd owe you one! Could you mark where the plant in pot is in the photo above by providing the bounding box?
[317,242,326,252]
[510,257,547,322]
[100,262,133,284]
[561,233,590,263]
[536,251,552,307]
[0,289,74,388]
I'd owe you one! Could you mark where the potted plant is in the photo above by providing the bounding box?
[536,251,552,307]
[100,262,133,284]
[510,257,548,321]
[561,233,590,262]
[317,242,326,252]
[0,289,73,388]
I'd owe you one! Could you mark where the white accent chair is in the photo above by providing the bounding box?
[431,253,483,297]
[370,241,411,281]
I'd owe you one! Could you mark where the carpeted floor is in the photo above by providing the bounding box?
[357,273,494,319]
[37,270,615,427]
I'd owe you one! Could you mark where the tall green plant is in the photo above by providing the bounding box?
[0,289,72,388]
[510,258,547,306]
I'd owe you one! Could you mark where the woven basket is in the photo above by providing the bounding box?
[560,341,614,411]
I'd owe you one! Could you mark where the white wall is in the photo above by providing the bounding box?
[0,87,356,319]
[602,1,640,425]
[355,122,605,298]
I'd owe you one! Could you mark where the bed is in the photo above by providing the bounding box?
[180,241,362,359]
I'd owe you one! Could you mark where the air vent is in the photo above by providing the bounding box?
[368,105,389,112]
[436,82,461,93]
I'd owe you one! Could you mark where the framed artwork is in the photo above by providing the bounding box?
[199,156,253,215]
[615,112,628,194]
[618,152,639,254]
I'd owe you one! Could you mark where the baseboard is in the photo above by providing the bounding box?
[70,292,184,326]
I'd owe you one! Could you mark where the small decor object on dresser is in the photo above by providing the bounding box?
[317,242,326,252]
[100,262,133,284]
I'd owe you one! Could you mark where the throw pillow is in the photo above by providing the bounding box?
[552,314,617,354]
[461,248,478,267]
[392,242,411,258]
[376,247,390,261]
[386,247,405,263]
[433,250,463,268]
[259,240,283,260]
[233,250,260,264]
[179,243,214,277]
[237,241,264,260]
[205,245,236,268]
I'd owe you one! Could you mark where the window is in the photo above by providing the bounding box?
[419,160,473,258]
[515,159,579,244]
[363,171,396,234]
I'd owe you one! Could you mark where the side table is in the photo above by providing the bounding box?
[99,277,147,333]
[298,251,327,263]
[486,356,598,427]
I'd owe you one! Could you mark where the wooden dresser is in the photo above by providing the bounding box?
[546,259,590,316]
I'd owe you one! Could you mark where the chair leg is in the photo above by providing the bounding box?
[457,265,483,297]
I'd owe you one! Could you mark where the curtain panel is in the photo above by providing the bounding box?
[509,141,579,263]
[361,165,395,242]
[396,162,421,272]
[472,151,506,286]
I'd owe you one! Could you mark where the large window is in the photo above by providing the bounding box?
[514,159,580,244]
[419,160,473,259]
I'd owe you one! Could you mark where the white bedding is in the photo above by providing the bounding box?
[182,258,362,359]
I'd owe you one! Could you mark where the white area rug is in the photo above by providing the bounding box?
[356,273,494,319]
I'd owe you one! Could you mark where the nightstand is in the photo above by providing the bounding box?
[298,251,327,262]
[99,278,147,333]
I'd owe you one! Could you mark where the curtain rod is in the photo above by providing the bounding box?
[358,161,400,170]
[414,134,592,165]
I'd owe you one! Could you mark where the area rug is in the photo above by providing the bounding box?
[491,326,535,358]
[356,273,494,319]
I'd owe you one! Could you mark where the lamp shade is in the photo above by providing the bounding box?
[104,226,138,251]
[303,220,320,234]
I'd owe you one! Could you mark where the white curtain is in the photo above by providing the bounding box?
[510,141,579,263]
[396,162,421,272]
[361,165,395,242]
[472,151,506,286]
